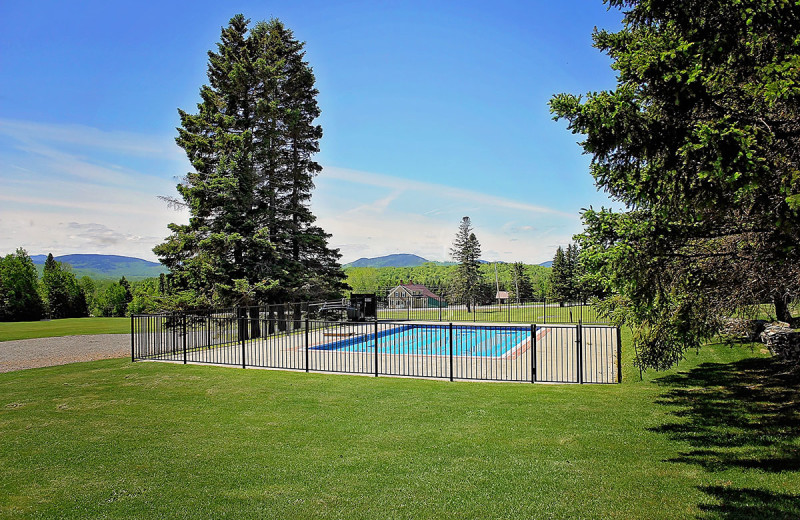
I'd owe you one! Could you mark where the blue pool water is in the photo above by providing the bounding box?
[313,325,532,358]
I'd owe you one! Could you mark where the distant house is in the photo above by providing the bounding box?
[496,291,510,304]
[387,283,447,309]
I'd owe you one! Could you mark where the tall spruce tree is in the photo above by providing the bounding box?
[155,15,346,315]
[511,262,534,301]
[449,217,482,312]
[550,247,570,303]
[41,253,86,319]
[551,0,800,368]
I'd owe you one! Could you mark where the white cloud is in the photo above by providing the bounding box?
[323,166,575,218]
[0,119,583,265]
[0,119,187,260]
[0,118,183,161]
[312,166,582,264]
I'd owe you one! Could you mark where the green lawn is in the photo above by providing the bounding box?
[0,335,797,518]
[0,317,130,342]
[378,303,604,324]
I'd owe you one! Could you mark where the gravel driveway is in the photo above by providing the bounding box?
[0,334,130,373]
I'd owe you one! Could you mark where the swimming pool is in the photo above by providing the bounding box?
[313,324,532,358]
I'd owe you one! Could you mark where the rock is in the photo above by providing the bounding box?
[760,323,800,364]
[720,318,767,342]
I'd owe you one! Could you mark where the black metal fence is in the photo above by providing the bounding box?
[132,311,621,384]
[375,296,607,324]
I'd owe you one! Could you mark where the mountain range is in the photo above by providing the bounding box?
[344,254,553,268]
[30,254,168,280]
[22,252,552,278]
[345,254,433,268]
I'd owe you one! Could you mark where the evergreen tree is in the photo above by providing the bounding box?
[511,262,534,301]
[449,217,482,312]
[119,276,133,305]
[567,243,585,301]
[43,253,57,273]
[155,15,346,313]
[551,0,800,368]
[41,254,87,319]
[0,248,44,321]
[550,247,570,303]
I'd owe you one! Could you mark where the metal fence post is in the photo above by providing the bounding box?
[182,314,187,365]
[577,321,583,384]
[305,318,310,373]
[206,313,211,349]
[130,315,135,362]
[240,309,246,369]
[617,326,623,383]
[449,322,454,382]
[543,300,547,324]
[172,314,177,356]
[439,303,442,322]
[531,324,536,383]
[374,319,379,377]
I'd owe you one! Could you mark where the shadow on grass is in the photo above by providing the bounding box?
[652,355,800,519]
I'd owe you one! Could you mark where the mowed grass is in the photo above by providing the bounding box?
[1,335,798,518]
[378,303,602,324]
[0,317,130,342]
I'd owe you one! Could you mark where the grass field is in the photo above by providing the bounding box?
[377,303,604,324]
[1,331,797,518]
[0,317,130,342]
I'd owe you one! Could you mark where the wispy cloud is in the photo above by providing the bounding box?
[0,119,582,264]
[313,166,582,264]
[323,166,575,218]
[0,119,186,260]
[0,118,183,161]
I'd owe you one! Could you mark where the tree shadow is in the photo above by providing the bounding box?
[652,356,800,519]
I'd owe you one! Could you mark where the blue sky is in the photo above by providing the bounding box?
[0,1,623,264]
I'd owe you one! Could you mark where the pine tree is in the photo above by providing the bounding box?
[550,247,570,304]
[511,262,533,301]
[449,217,482,312]
[41,254,86,319]
[551,0,800,367]
[154,15,346,313]
[119,276,133,304]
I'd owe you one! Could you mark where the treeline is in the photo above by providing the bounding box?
[345,262,552,300]
[0,249,167,322]
[1,249,87,321]
[346,244,600,304]
[550,244,590,302]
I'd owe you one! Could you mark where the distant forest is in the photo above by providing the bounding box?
[345,262,552,300]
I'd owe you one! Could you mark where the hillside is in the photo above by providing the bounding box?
[31,254,168,280]
[345,254,432,268]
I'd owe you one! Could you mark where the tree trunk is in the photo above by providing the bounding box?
[249,306,261,339]
[237,307,249,341]
[773,295,792,323]
[277,304,287,332]
[292,303,302,331]
[267,305,276,335]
